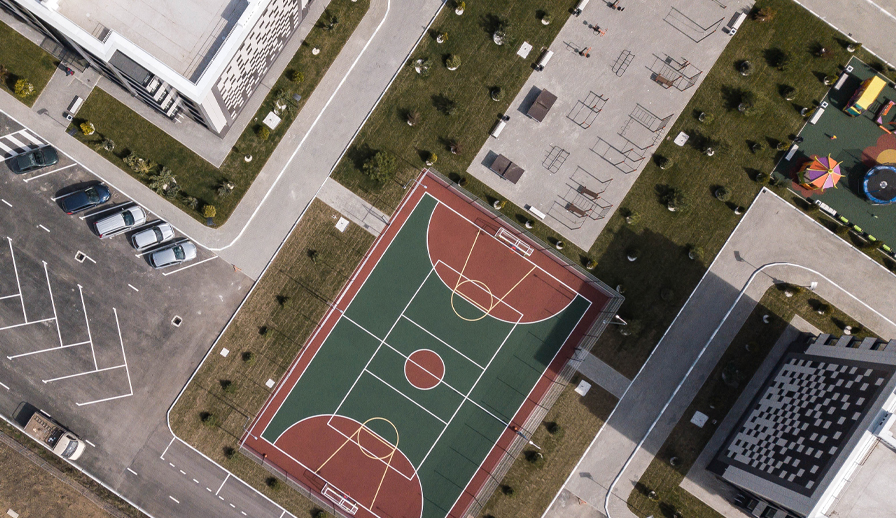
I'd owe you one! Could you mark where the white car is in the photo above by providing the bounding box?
[94,206,146,238]
[148,241,197,269]
[131,223,174,250]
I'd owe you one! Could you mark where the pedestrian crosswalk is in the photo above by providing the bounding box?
[0,129,47,160]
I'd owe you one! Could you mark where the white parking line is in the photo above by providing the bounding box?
[0,294,20,300]
[6,135,26,149]
[85,440,96,447]
[0,381,8,391]
[169,496,180,504]
[0,317,55,332]
[7,340,89,360]
[42,363,125,383]
[179,470,186,475]
[38,224,50,233]
[192,478,199,484]
[23,163,76,183]
[1,199,10,207]
[18,129,43,146]
[79,204,127,221]
[127,468,138,476]
[7,238,25,322]
[74,308,134,406]
[78,285,98,371]
[161,256,217,276]
[0,140,12,154]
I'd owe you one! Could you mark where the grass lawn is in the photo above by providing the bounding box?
[169,199,375,515]
[331,0,578,212]
[0,420,146,518]
[0,21,58,107]
[71,0,368,224]
[478,375,617,518]
[627,285,875,518]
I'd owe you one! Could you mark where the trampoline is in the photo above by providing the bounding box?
[863,164,896,205]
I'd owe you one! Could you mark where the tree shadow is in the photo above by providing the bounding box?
[431,93,457,115]
[345,142,376,170]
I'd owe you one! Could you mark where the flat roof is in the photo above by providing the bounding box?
[57,0,248,79]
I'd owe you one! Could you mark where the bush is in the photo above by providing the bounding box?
[585,258,597,270]
[95,138,115,152]
[80,122,96,135]
[445,54,461,70]
[406,110,421,126]
[265,477,281,490]
[220,380,236,393]
[501,485,515,496]
[426,152,438,165]
[524,450,545,466]
[203,205,217,218]
[490,87,503,101]
[754,6,776,22]
[780,85,796,100]
[738,60,753,76]
[362,151,398,183]
[256,126,271,140]
[626,247,641,260]
[754,172,770,184]
[622,208,640,225]
[816,303,831,316]
[541,13,553,24]
[715,186,731,201]
[660,187,690,213]
[200,412,219,427]
[545,421,562,434]
[687,245,703,261]
[14,79,34,98]
[289,70,304,83]
[242,351,256,365]
[148,167,179,198]
[223,446,236,459]
[656,155,673,170]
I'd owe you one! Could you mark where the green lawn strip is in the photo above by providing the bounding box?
[70,0,369,224]
[0,21,59,107]
[0,419,147,518]
[627,285,876,518]
[331,0,577,212]
[478,376,617,518]
[169,199,375,515]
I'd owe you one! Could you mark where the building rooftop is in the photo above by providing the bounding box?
[57,0,247,79]
[709,334,896,516]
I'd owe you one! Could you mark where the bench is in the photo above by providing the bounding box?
[577,185,600,199]
[566,203,589,217]
[65,96,84,121]
[654,75,675,88]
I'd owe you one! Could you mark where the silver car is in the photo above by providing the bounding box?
[148,241,197,269]
[131,223,174,250]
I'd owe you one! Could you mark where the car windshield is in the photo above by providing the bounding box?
[122,211,134,226]
[86,188,99,203]
[152,228,162,241]
[173,246,185,260]
[62,440,79,458]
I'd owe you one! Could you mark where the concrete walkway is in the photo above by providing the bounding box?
[544,189,896,518]
[316,179,389,236]
[577,353,630,399]
[794,0,896,67]
[0,0,444,279]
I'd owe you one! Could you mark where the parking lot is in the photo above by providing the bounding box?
[0,111,252,493]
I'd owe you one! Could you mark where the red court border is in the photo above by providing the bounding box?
[242,170,617,518]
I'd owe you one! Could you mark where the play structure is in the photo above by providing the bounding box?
[799,155,842,192]
[876,100,896,133]
[863,164,896,205]
[844,75,887,117]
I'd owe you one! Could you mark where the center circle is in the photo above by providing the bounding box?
[404,349,445,390]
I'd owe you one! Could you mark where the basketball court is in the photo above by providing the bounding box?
[242,171,619,518]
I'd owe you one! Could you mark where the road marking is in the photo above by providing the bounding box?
[0,381,8,391]
[0,140,13,154]
[1,199,10,207]
[230,504,236,508]
[0,294,20,300]
[8,238,25,322]
[38,224,50,232]
[161,256,218,276]
[192,478,199,484]
[161,437,176,459]
[127,468,138,476]
[42,363,125,383]
[18,129,43,146]
[206,487,212,492]
[169,463,176,468]
[84,440,96,447]
[179,470,186,475]
[128,284,139,292]
[6,135,26,149]
[23,163,76,183]
[218,496,224,501]
[79,203,128,220]
[241,512,247,516]
[75,251,96,264]
[168,496,179,504]
[0,317,55,332]
[215,473,230,495]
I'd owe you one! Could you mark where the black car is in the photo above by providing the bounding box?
[14,146,59,174]
[61,185,111,214]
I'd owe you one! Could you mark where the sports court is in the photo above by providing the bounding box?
[242,171,619,518]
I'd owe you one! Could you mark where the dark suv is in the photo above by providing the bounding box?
[61,185,112,214]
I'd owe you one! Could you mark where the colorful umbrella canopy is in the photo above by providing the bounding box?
[799,155,842,191]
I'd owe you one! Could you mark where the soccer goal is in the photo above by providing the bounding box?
[496,227,534,257]
[322,483,359,515]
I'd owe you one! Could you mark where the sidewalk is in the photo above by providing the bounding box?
[0,0,444,279]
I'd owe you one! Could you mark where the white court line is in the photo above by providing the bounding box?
[0,381,8,391]
[38,224,50,233]
[79,285,98,370]
[400,315,485,370]
[363,368,448,424]
[127,468,138,476]
[43,262,63,348]
[0,317,55,332]
[76,308,133,406]
[128,284,139,292]
[161,256,218,276]
[215,473,230,495]
[23,163,76,183]
[1,199,10,207]
[85,440,96,447]
[168,496,180,504]
[7,238,25,322]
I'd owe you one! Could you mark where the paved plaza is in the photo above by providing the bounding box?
[466,0,752,250]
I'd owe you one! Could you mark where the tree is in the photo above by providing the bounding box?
[94,138,115,152]
[661,187,690,213]
[14,79,33,98]
[445,54,461,70]
[448,139,463,155]
[715,186,731,201]
[362,151,398,183]
[148,166,179,198]
[289,70,304,83]
[490,86,503,102]
[406,109,421,126]
[256,125,271,140]
[656,155,673,170]
[754,6,776,22]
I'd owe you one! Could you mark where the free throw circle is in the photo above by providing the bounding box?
[404,349,445,390]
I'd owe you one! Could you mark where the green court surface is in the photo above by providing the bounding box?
[774,56,896,248]
[261,194,591,518]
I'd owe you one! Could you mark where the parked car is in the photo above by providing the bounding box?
[14,146,59,174]
[93,206,146,238]
[130,223,174,250]
[148,241,197,269]
[61,185,111,215]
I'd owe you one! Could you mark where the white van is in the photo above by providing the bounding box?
[94,206,146,238]
[728,12,747,36]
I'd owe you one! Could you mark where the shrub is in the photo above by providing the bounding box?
[200,412,219,427]
[493,199,506,209]
[780,85,796,100]
[816,303,831,316]
[94,138,115,152]
[545,421,562,434]
[626,247,641,260]
[426,152,437,165]
[766,47,789,70]
[313,510,329,518]
[490,87,503,101]
[414,57,433,76]
[242,351,256,364]
[715,186,731,201]
[524,450,545,466]
[223,446,236,459]
[445,54,461,70]
[754,6,776,22]
[585,258,597,270]
[541,13,553,24]
[656,155,673,170]
[80,122,96,135]
[697,111,714,124]
[457,176,468,187]
[220,380,236,393]
[265,477,281,489]
[622,208,640,225]
[182,195,199,210]
[148,167,179,198]
[501,485,515,496]
[256,126,271,140]
[123,153,155,175]
[290,70,304,83]
[406,110,421,126]
[14,79,34,98]
[362,151,398,183]
[738,60,753,76]
[660,187,690,213]
[687,245,703,261]
[203,204,217,218]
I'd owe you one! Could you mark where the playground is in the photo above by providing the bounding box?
[773,56,896,250]
[241,171,619,518]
